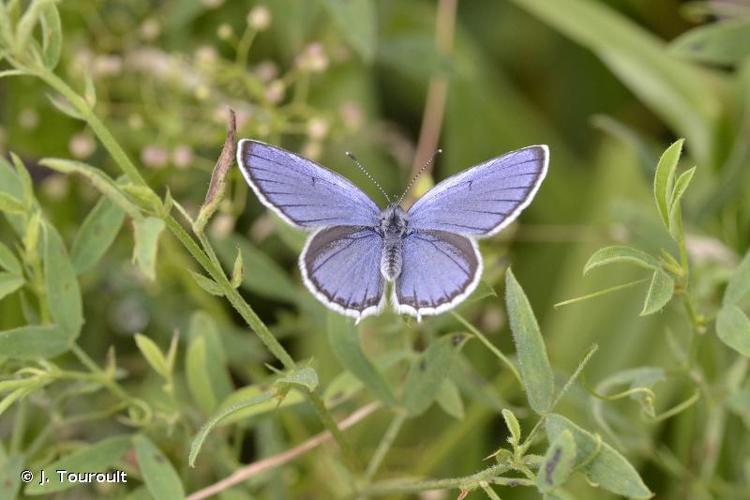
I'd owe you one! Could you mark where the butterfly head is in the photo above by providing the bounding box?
[379,203,408,238]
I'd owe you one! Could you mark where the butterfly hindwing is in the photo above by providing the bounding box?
[393,229,481,318]
[300,225,386,320]
[237,140,380,228]
[407,145,548,237]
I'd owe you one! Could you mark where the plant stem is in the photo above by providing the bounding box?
[364,412,407,481]
[451,311,523,386]
[360,463,511,497]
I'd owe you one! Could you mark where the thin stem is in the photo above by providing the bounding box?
[480,482,503,500]
[451,311,523,386]
[364,412,407,481]
[360,463,511,497]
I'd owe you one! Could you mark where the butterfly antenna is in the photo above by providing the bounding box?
[397,148,442,206]
[346,151,391,204]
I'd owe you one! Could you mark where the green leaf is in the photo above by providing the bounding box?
[435,379,464,420]
[25,436,131,495]
[132,217,164,281]
[71,196,126,274]
[188,311,232,400]
[326,312,396,406]
[323,350,409,405]
[0,241,22,274]
[275,366,319,391]
[653,139,684,229]
[640,269,674,316]
[0,193,25,214]
[132,435,185,500]
[44,223,84,338]
[0,272,24,301]
[0,324,72,359]
[505,268,554,414]
[10,153,33,209]
[189,391,275,467]
[537,430,577,494]
[669,166,696,222]
[322,0,377,62]
[545,414,652,499]
[39,3,62,70]
[185,336,217,413]
[502,408,522,445]
[716,305,750,357]
[217,385,304,426]
[46,93,85,120]
[670,18,750,66]
[83,73,96,107]
[466,280,498,304]
[0,455,24,500]
[134,334,169,378]
[724,250,750,306]
[402,333,469,416]
[583,246,660,275]
[230,247,243,288]
[189,270,224,296]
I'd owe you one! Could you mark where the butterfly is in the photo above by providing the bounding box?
[236,140,548,322]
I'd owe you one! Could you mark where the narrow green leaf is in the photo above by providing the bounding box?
[189,270,223,296]
[326,312,396,406]
[134,334,169,378]
[653,139,684,229]
[0,324,72,359]
[0,241,22,274]
[121,184,163,213]
[545,414,653,499]
[716,305,750,357]
[0,455,24,500]
[724,250,750,306]
[46,93,85,120]
[0,193,25,214]
[435,379,464,420]
[670,18,750,66]
[217,385,304,426]
[583,246,660,275]
[189,391,275,467]
[466,280,498,304]
[0,272,24,301]
[669,167,696,221]
[83,73,97,107]
[402,333,469,416]
[185,336,217,413]
[323,350,409,405]
[537,430,577,493]
[640,269,674,316]
[230,247,243,288]
[322,0,377,62]
[71,196,126,274]
[44,223,84,337]
[25,436,131,495]
[132,217,164,281]
[188,311,232,401]
[10,153,33,209]
[275,366,319,391]
[39,3,62,70]
[505,268,554,414]
[502,408,522,445]
[132,435,185,500]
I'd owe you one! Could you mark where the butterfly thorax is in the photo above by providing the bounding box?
[378,204,408,282]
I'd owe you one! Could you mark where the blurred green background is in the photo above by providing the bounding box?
[2,0,750,498]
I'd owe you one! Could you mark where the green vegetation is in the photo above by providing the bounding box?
[1,1,749,498]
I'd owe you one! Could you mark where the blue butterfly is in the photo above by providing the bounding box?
[237,140,548,322]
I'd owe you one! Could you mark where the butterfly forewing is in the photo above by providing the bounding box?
[407,145,548,237]
[393,230,481,317]
[237,139,380,228]
[300,225,385,320]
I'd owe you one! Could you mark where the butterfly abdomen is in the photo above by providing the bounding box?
[380,238,402,282]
